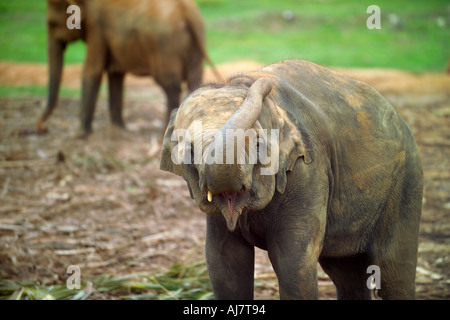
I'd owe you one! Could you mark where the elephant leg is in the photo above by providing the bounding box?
[155,59,182,128]
[374,249,417,300]
[267,215,324,300]
[371,212,420,299]
[108,71,125,128]
[160,82,181,127]
[79,73,102,137]
[205,214,255,300]
[78,33,106,137]
[319,254,373,300]
[38,38,66,132]
[186,58,203,93]
[371,171,422,300]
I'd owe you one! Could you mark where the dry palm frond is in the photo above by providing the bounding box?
[0,260,213,300]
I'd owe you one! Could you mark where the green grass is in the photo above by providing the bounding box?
[0,0,448,72]
[199,0,449,71]
[0,86,79,98]
[0,1,85,64]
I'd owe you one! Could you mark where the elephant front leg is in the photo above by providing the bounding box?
[108,72,125,128]
[267,215,325,300]
[205,215,255,300]
[38,37,66,132]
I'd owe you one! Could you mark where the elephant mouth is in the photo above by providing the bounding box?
[220,191,242,231]
[204,190,246,231]
[223,192,238,221]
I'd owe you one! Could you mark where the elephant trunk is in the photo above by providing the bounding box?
[218,77,272,166]
[202,78,273,197]
[220,77,273,132]
[37,33,66,132]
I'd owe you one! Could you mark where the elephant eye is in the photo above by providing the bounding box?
[256,137,265,154]
[255,136,269,163]
[182,143,195,165]
[190,143,195,164]
[183,143,198,174]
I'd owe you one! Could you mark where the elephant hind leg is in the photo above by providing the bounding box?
[160,82,181,126]
[371,213,420,299]
[319,253,373,300]
[371,167,422,299]
[371,223,419,300]
[186,62,203,92]
[154,58,183,127]
[373,253,417,300]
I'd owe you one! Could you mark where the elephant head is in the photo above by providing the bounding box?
[160,77,310,231]
[38,0,85,131]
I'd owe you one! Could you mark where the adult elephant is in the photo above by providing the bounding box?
[38,0,220,137]
[160,60,423,299]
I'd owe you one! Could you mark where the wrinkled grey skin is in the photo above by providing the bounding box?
[160,60,423,300]
[38,0,219,136]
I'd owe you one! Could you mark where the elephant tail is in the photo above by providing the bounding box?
[181,0,223,83]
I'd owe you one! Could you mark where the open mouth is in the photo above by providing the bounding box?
[206,191,238,217]
[205,190,242,231]
[222,192,238,221]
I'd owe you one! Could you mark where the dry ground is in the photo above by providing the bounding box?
[0,61,449,299]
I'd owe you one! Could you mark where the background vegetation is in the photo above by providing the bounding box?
[0,0,448,72]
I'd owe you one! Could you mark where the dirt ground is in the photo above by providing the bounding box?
[0,61,449,299]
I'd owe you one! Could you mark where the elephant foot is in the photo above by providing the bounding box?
[111,121,127,131]
[74,129,92,140]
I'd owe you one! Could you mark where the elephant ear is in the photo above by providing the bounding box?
[275,110,313,194]
[160,109,183,177]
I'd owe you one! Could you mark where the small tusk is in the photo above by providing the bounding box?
[207,190,212,202]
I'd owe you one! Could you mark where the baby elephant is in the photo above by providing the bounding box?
[160,60,423,299]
